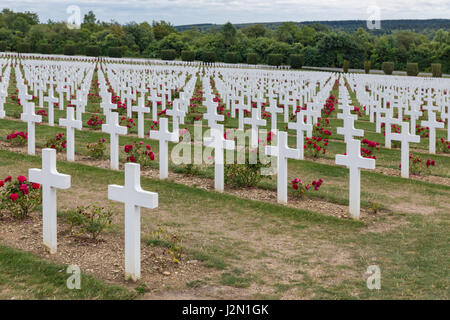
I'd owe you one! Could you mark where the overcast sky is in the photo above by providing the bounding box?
[2,0,450,26]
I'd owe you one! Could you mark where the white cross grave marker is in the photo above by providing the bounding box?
[29,149,71,254]
[288,111,312,159]
[391,122,420,178]
[337,114,364,144]
[335,139,375,219]
[149,117,179,180]
[44,86,58,126]
[421,111,444,154]
[265,131,300,204]
[132,95,150,138]
[20,102,42,155]
[244,107,266,148]
[59,107,82,162]
[204,124,235,192]
[108,163,158,281]
[102,112,128,170]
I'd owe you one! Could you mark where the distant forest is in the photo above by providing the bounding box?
[176,19,450,34]
[1,8,449,72]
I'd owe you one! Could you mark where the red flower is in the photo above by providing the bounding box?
[9,193,19,201]
[292,183,299,190]
[32,183,40,189]
[4,176,12,182]
[17,175,27,183]
[0,180,3,187]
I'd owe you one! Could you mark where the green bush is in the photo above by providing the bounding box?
[160,49,177,60]
[38,44,52,54]
[108,47,123,58]
[201,51,216,63]
[0,175,42,220]
[364,61,371,74]
[406,62,419,76]
[86,138,107,159]
[0,41,6,52]
[224,52,237,63]
[85,45,100,57]
[247,53,258,65]
[17,43,30,53]
[343,60,349,73]
[62,205,113,240]
[64,44,76,56]
[181,50,195,61]
[289,54,304,69]
[224,153,270,188]
[382,62,395,75]
[267,53,283,66]
[431,63,442,77]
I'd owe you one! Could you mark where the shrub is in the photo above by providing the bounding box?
[343,60,349,73]
[247,53,258,65]
[382,62,394,75]
[406,62,419,76]
[181,50,195,61]
[6,131,27,146]
[63,205,113,240]
[160,49,177,61]
[119,116,135,128]
[224,52,237,64]
[437,138,450,153]
[45,133,66,152]
[364,61,371,74]
[267,53,283,66]
[17,43,30,53]
[224,151,270,188]
[108,47,123,58]
[201,51,216,63]
[291,178,323,199]
[64,44,76,56]
[289,54,304,69]
[361,139,380,159]
[404,154,436,175]
[304,120,332,158]
[85,45,100,57]
[86,114,104,129]
[431,63,442,77]
[123,141,155,166]
[86,138,107,159]
[38,43,52,54]
[0,175,42,220]
[0,41,7,52]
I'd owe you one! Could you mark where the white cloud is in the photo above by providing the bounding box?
[1,0,449,25]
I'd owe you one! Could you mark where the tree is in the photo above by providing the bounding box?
[83,11,96,24]
[222,22,236,47]
[152,20,176,40]
[242,24,266,38]
[275,22,300,44]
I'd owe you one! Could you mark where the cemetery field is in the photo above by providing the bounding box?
[0,55,449,300]
[0,149,448,299]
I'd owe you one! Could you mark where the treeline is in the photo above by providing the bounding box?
[177,19,450,34]
[0,9,449,73]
